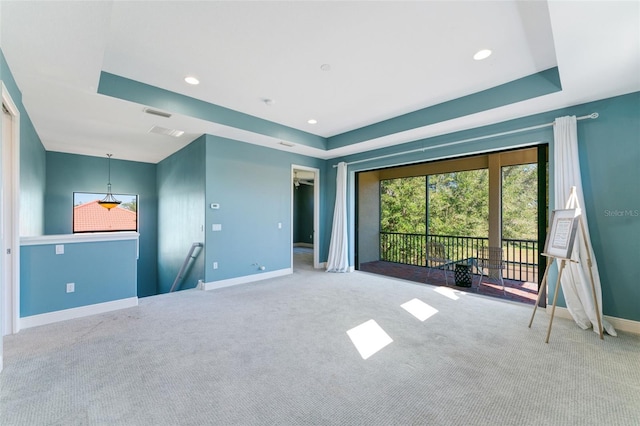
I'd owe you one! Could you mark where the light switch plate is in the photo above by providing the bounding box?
[212,224,222,231]
[55,245,64,255]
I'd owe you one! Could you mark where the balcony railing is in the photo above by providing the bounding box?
[380,232,538,282]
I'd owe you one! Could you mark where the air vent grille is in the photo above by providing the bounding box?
[149,125,185,138]
[144,108,172,118]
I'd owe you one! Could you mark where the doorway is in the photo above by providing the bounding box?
[292,165,320,270]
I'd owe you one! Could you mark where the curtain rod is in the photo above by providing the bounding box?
[333,112,599,168]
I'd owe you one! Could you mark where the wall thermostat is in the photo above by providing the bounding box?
[210,203,220,209]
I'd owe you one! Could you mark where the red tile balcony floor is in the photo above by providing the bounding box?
[359,261,540,305]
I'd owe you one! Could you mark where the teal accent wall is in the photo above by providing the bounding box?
[294,184,314,244]
[567,93,640,322]
[44,152,158,297]
[20,239,137,317]
[157,136,205,293]
[1,49,46,236]
[334,92,640,322]
[204,135,325,282]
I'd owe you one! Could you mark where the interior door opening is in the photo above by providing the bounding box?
[292,166,320,270]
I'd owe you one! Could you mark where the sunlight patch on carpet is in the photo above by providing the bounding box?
[346,319,393,360]
[401,298,438,321]
[434,286,464,300]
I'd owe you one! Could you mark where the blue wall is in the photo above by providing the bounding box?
[335,92,640,322]
[44,152,158,297]
[20,238,137,316]
[1,49,46,236]
[204,135,325,282]
[157,136,205,293]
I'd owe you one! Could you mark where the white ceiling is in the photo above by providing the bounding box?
[1,1,639,164]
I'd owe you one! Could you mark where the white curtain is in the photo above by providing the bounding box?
[553,116,616,336]
[326,162,349,272]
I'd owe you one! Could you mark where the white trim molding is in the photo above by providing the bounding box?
[21,232,139,246]
[20,297,139,329]
[2,81,21,335]
[547,306,640,335]
[201,268,292,291]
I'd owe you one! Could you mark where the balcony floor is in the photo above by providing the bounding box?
[359,261,540,305]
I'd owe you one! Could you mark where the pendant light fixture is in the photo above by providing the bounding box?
[98,154,121,210]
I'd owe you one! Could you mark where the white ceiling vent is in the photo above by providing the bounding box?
[149,125,185,138]
[144,108,172,118]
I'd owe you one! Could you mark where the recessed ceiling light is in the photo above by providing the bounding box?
[263,98,275,106]
[320,64,331,71]
[184,76,200,85]
[307,119,318,124]
[473,49,492,61]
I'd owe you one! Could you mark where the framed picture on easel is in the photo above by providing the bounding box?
[543,209,580,259]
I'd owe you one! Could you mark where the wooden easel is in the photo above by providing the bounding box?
[528,187,604,343]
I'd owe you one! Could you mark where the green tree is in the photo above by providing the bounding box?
[380,177,426,234]
[120,200,137,212]
[502,164,537,240]
[428,170,488,237]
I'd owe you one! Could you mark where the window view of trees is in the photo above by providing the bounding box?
[376,157,540,282]
[380,169,489,237]
[380,176,426,234]
[428,170,488,237]
[380,165,537,239]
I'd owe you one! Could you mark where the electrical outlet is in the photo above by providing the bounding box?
[213,262,218,270]
[66,282,75,293]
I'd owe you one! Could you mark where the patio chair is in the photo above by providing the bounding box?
[425,241,454,286]
[476,246,506,294]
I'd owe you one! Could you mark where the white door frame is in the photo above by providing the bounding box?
[291,165,321,269]
[2,81,21,337]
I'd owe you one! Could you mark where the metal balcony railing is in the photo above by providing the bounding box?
[379,232,538,282]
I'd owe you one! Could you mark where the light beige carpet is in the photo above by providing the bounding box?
[2,257,639,425]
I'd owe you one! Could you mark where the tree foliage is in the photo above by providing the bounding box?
[380,176,426,234]
[428,170,489,237]
[502,164,537,240]
[120,200,137,212]
[380,164,537,240]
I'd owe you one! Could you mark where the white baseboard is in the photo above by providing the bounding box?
[201,268,292,291]
[20,297,139,330]
[547,306,640,335]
